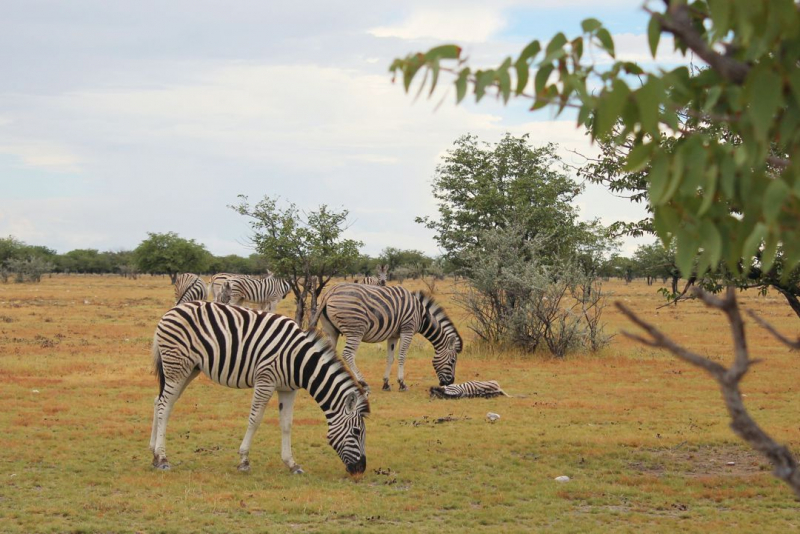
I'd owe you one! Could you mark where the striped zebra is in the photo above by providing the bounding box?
[360,264,388,286]
[312,284,462,392]
[149,301,369,475]
[208,272,271,302]
[173,273,208,305]
[429,380,509,399]
[224,276,291,312]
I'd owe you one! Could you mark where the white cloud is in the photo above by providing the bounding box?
[0,141,82,172]
[369,7,506,43]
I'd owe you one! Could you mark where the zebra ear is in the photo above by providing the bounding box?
[345,390,358,413]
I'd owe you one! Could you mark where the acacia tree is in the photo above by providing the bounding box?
[134,232,211,283]
[391,0,800,495]
[231,195,362,328]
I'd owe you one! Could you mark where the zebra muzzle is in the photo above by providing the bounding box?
[346,455,366,475]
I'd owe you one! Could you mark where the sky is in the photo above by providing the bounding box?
[0,0,687,258]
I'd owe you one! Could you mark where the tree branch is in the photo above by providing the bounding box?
[617,287,800,497]
[656,3,750,85]
[747,308,800,350]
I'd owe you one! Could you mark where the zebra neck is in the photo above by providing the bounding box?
[295,343,358,414]
[419,306,449,351]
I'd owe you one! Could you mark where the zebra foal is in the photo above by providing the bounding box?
[312,284,462,392]
[429,380,509,399]
[173,273,208,305]
[150,301,369,475]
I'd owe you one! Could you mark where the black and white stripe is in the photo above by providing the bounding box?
[360,265,387,286]
[149,301,369,475]
[430,380,508,399]
[208,272,271,302]
[313,284,462,391]
[173,273,208,305]
[224,277,291,312]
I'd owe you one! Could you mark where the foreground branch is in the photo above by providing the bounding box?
[616,286,800,498]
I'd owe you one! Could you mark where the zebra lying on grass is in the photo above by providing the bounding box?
[150,301,369,475]
[173,273,207,305]
[429,380,509,399]
[312,284,462,392]
[223,276,291,312]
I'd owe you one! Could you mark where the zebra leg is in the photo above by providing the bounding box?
[152,367,199,469]
[237,380,275,472]
[383,337,398,391]
[277,390,304,474]
[341,336,367,389]
[396,332,414,392]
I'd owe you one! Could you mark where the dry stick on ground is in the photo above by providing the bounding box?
[616,286,800,498]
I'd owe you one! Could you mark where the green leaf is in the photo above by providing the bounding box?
[594,79,629,138]
[719,153,736,200]
[624,142,653,172]
[746,67,783,141]
[760,229,780,273]
[647,16,661,58]
[455,68,470,104]
[424,45,461,61]
[581,18,602,33]
[498,68,512,103]
[653,204,678,246]
[475,70,496,102]
[636,76,663,135]
[545,33,568,57]
[708,0,731,37]
[703,86,723,113]
[514,41,540,95]
[743,222,768,262]
[675,226,697,277]
[648,152,669,205]
[699,221,723,271]
[763,178,789,224]
[595,28,615,58]
[661,144,685,204]
[698,164,718,216]
[534,64,554,95]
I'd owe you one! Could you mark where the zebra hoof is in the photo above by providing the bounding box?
[238,461,251,473]
[382,381,391,391]
[153,458,170,470]
[398,381,408,392]
[290,465,305,475]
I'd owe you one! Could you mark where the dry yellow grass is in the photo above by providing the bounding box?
[0,274,799,533]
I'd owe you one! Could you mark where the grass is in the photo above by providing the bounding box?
[1,275,799,533]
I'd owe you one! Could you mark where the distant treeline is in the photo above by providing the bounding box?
[0,234,451,282]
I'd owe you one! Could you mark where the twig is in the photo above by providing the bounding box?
[747,309,800,350]
[616,286,800,497]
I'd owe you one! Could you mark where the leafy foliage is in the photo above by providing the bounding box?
[133,232,211,283]
[417,134,601,269]
[391,0,800,281]
[231,195,362,327]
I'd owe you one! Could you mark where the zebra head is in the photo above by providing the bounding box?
[326,388,369,475]
[417,292,462,386]
[377,264,388,286]
[218,281,232,304]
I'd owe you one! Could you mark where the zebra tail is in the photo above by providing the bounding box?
[307,302,325,332]
[152,332,165,397]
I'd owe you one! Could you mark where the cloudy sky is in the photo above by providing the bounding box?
[0,1,684,257]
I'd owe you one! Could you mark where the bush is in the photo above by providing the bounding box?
[453,226,610,357]
[5,257,54,283]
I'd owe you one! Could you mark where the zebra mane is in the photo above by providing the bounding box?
[413,291,463,352]
[305,330,371,415]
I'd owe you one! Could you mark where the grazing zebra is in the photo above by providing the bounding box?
[149,301,369,475]
[208,272,271,302]
[429,380,509,399]
[223,276,291,312]
[173,273,208,305]
[312,284,462,391]
[360,265,388,286]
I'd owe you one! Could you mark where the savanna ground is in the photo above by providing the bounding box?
[0,275,799,533]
